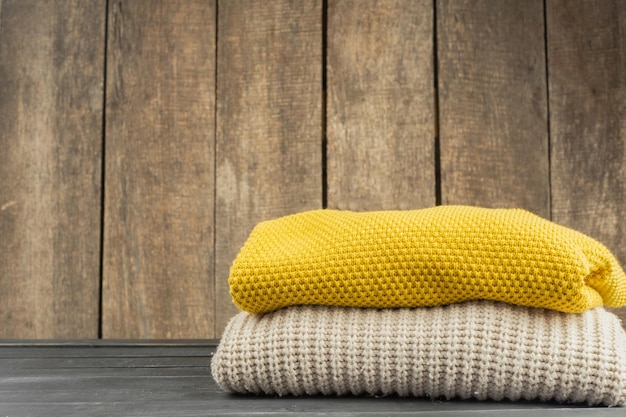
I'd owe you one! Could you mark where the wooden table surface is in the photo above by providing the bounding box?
[0,340,624,416]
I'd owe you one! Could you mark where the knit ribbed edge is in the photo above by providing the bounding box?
[212,301,626,406]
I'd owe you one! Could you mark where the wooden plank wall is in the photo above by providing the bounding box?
[102,1,216,338]
[438,0,550,216]
[327,0,435,211]
[0,1,104,338]
[0,0,624,339]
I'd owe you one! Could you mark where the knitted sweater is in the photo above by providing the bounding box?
[229,206,626,314]
[211,301,626,406]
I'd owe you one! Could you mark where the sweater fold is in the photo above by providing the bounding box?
[212,301,626,406]
[229,206,626,314]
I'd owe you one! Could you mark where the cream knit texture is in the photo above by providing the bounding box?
[211,301,626,406]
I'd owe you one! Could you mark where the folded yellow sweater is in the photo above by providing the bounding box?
[229,206,626,314]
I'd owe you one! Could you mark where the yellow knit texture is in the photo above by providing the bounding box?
[229,206,626,314]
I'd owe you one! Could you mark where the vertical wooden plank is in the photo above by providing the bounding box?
[437,0,549,217]
[0,1,104,338]
[327,0,435,210]
[215,0,323,335]
[327,0,436,210]
[547,0,626,323]
[103,0,216,338]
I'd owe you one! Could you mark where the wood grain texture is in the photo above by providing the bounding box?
[437,0,550,217]
[103,0,216,338]
[0,1,104,338]
[215,0,323,336]
[547,0,626,323]
[327,0,435,210]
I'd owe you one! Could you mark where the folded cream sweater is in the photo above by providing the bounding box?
[212,301,626,406]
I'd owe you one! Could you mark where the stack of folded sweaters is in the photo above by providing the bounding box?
[211,206,626,406]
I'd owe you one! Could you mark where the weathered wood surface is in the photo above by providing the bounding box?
[0,0,104,338]
[437,0,550,217]
[2,1,626,338]
[214,0,323,335]
[103,0,216,338]
[0,341,622,416]
[547,0,626,323]
[327,0,436,210]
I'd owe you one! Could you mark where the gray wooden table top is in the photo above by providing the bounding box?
[0,340,624,417]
